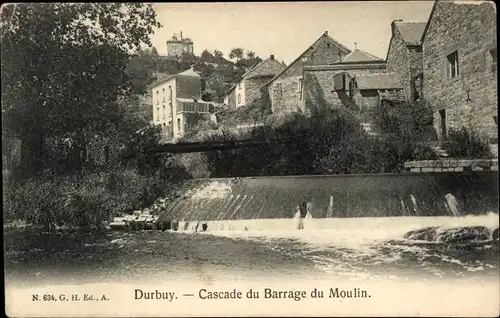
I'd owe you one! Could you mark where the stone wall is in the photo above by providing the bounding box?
[387,29,411,99]
[404,159,498,173]
[408,46,423,98]
[269,75,303,114]
[245,77,272,106]
[268,33,350,115]
[302,65,386,114]
[422,1,497,141]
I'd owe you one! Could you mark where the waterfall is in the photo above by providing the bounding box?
[445,193,461,217]
[155,173,498,232]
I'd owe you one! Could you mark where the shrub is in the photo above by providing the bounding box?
[444,127,492,159]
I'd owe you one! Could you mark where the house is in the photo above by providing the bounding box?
[304,49,404,115]
[224,55,285,109]
[421,0,497,141]
[262,31,352,114]
[223,85,237,109]
[150,68,214,140]
[386,20,427,101]
[166,31,194,57]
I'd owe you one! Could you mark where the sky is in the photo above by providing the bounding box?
[150,1,435,64]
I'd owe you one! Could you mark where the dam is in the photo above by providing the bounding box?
[155,172,499,232]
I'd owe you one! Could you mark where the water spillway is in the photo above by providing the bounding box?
[157,172,498,231]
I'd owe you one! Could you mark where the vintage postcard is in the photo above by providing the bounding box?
[3,1,499,317]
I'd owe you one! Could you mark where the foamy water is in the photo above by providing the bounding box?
[196,213,500,280]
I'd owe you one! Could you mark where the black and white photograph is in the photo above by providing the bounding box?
[2,1,499,317]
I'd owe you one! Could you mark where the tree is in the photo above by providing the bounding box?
[150,46,159,56]
[1,3,161,176]
[246,50,255,59]
[229,48,244,62]
[214,50,223,58]
[200,49,214,63]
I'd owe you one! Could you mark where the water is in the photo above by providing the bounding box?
[4,213,499,288]
[159,173,499,221]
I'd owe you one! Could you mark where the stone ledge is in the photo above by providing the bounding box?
[405,159,499,172]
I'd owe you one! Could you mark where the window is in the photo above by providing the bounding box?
[103,146,110,164]
[490,47,497,73]
[327,43,331,48]
[297,77,303,92]
[302,56,308,62]
[169,86,172,101]
[412,46,422,53]
[447,51,459,78]
[348,79,354,99]
[177,118,181,133]
[237,94,241,104]
[439,109,447,138]
[238,82,242,89]
[494,116,498,126]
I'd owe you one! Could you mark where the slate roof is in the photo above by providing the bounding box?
[355,73,403,90]
[150,68,200,88]
[339,49,383,63]
[243,57,286,80]
[394,21,427,46]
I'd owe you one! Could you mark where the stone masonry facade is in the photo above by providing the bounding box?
[302,64,387,115]
[386,22,424,101]
[422,1,497,141]
[244,77,273,107]
[267,32,351,115]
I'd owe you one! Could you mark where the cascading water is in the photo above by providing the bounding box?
[157,173,498,232]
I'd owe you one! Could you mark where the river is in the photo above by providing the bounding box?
[4,213,499,288]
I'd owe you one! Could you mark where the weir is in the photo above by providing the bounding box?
[157,172,499,232]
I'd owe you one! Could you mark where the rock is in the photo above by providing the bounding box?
[492,228,499,241]
[403,226,440,241]
[436,226,491,243]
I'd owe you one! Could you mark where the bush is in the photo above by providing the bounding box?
[3,165,191,230]
[199,107,439,177]
[444,127,492,159]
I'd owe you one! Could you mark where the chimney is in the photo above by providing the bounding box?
[324,31,328,35]
[391,19,403,36]
[270,54,275,60]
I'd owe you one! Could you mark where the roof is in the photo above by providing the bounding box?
[355,73,403,90]
[394,21,427,46]
[262,32,352,88]
[178,67,200,78]
[150,67,200,88]
[244,58,286,79]
[339,48,384,63]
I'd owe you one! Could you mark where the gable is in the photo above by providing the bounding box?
[395,22,426,46]
[262,32,352,88]
[244,59,286,79]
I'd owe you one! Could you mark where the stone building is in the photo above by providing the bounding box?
[150,68,213,140]
[224,55,285,109]
[166,31,194,57]
[421,0,497,141]
[302,49,404,116]
[262,31,352,114]
[386,20,427,101]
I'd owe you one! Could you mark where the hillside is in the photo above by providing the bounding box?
[125,48,263,103]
